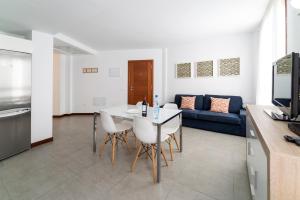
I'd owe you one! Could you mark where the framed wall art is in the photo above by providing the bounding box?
[219,57,240,76]
[176,63,192,78]
[82,67,98,73]
[195,60,213,77]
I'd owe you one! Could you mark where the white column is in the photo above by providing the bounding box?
[31,30,53,143]
[162,48,168,103]
[69,55,74,114]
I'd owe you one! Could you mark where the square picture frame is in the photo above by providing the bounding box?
[176,63,192,78]
[219,57,240,76]
[195,60,213,78]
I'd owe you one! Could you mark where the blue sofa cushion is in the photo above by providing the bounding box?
[175,94,204,110]
[195,110,241,125]
[181,109,202,119]
[204,95,243,114]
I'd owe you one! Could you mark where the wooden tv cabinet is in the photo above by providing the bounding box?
[246,105,300,200]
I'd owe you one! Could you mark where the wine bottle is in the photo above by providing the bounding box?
[142,97,147,117]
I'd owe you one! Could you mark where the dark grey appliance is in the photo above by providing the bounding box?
[0,49,31,160]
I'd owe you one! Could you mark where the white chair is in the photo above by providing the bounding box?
[136,101,142,107]
[133,101,148,146]
[99,111,133,165]
[162,103,180,161]
[131,116,170,183]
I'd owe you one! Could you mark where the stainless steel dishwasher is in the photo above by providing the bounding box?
[0,108,31,160]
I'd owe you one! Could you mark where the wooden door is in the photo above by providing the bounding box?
[128,60,153,106]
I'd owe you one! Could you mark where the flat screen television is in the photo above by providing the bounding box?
[272,52,300,120]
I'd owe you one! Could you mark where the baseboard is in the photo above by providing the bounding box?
[72,113,94,115]
[31,137,53,148]
[53,114,71,118]
[53,113,94,118]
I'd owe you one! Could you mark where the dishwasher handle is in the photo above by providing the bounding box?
[0,108,31,118]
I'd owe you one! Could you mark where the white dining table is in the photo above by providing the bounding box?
[92,104,183,183]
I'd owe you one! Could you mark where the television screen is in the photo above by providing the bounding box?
[272,53,300,119]
[273,55,292,107]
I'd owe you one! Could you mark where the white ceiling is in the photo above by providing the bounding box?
[0,0,270,51]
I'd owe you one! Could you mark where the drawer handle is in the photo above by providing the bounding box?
[250,130,255,137]
[254,171,258,189]
[247,142,254,156]
[250,167,258,189]
[250,166,255,176]
[250,183,256,197]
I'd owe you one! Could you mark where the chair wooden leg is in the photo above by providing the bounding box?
[131,144,142,172]
[151,145,156,183]
[116,133,120,149]
[161,144,169,166]
[111,134,116,165]
[168,139,174,161]
[145,145,149,159]
[99,133,109,157]
[134,134,138,148]
[173,133,180,150]
[123,132,130,153]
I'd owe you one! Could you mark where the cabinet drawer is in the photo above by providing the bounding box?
[246,115,267,200]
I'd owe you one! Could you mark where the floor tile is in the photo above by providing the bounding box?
[0,179,11,200]
[3,163,75,200]
[108,173,173,200]
[165,182,201,200]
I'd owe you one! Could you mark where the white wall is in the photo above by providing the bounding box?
[72,49,163,113]
[287,2,300,53]
[53,52,71,115]
[60,54,71,114]
[0,33,32,53]
[166,33,255,104]
[254,0,286,105]
[31,31,53,143]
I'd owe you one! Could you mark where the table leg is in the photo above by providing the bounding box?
[93,112,98,153]
[180,113,183,152]
[156,124,161,183]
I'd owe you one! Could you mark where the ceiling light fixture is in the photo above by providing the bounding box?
[291,0,300,9]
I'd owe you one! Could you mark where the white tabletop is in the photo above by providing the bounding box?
[100,105,182,125]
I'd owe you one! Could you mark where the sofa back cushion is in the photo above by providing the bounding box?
[180,96,196,110]
[210,97,230,113]
[175,94,204,110]
[204,95,243,114]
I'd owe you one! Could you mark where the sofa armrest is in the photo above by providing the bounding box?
[239,108,246,116]
[239,109,246,135]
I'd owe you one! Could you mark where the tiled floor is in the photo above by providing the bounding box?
[0,115,251,200]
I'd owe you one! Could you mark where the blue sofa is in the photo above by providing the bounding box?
[174,94,246,137]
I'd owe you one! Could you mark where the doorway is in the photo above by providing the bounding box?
[128,60,153,106]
